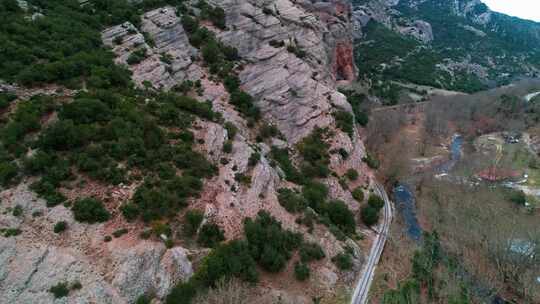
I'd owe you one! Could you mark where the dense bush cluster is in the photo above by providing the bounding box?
[167,211,324,303]
[195,0,227,29]
[294,262,310,281]
[0,0,147,88]
[184,209,204,237]
[352,187,365,202]
[197,223,225,248]
[2,82,217,222]
[340,89,369,127]
[361,194,385,226]
[270,147,304,184]
[277,188,307,213]
[72,198,110,224]
[0,92,17,111]
[332,251,353,270]
[333,110,354,137]
[297,127,331,179]
[244,211,303,272]
[53,221,67,233]
[166,239,258,304]
[299,242,325,263]
[363,153,380,169]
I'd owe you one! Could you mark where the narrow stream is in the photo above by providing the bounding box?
[393,134,463,241]
[392,135,510,303]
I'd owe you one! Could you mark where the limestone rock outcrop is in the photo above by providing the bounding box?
[0,184,193,304]
[102,7,202,90]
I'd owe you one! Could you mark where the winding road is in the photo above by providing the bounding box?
[350,183,394,304]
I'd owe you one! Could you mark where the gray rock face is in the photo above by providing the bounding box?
[397,20,433,43]
[213,0,355,143]
[112,243,193,301]
[0,184,193,303]
[102,7,203,90]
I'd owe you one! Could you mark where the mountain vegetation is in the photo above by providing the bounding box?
[353,0,540,99]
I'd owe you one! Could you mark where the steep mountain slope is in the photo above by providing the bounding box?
[0,1,376,303]
[352,0,540,94]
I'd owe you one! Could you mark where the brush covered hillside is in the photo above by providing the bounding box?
[352,0,540,99]
[0,0,377,303]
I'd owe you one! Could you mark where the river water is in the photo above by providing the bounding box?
[392,135,522,303]
[393,135,463,241]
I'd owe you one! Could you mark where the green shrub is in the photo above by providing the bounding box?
[131,175,204,222]
[269,40,285,48]
[196,239,259,286]
[270,147,303,184]
[49,282,69,299]
[361,206,379,226]
[363,153,380,169]
[136,294,152,304]
[222,140,233,153]
[299,242,325,263]
[167,241,258,303]
[508,190,527,206]
[197,223,225,248]
[244,211,302,273]
[333,110,354,137]
[198,1,227,29]
[181,15,200,34]
[248,152,260,167]
[234,173,251,186]
[70,281,82,290]
[277,188,307,213]
[356,111,369,127]
[352,187,365,202]
[346,168,359,180]
[258,124,280,140]
[54,221,67,233]
[166,280,197,304]
[31,180,67,207]
[294,262,310,281]
[127,48,148,65]
[332,252,353,270]
[325,200,356,234]
[59,98,111,124]
[224,122,237,139]
[229,91,260,120]
[297,128,330,178]
[72,198,110,224]
[184,209,204,237]
[287,45,306,59]
[113,228,128,238]
[0,161,18,187]
[120,203,139,221]
[39,120,85,151]
[3,228,21,237]
[302,181,328,212]
[23,150,55,175]
[368,194,385,210]
[12,204,23,217]
[202,40,221,64]
[173,146,217,178]
[0,92,17,110]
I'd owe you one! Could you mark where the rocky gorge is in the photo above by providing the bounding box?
[0,1,376,303]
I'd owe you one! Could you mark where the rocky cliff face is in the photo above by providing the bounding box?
[0,184,193,303]
[1,1,373,303]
